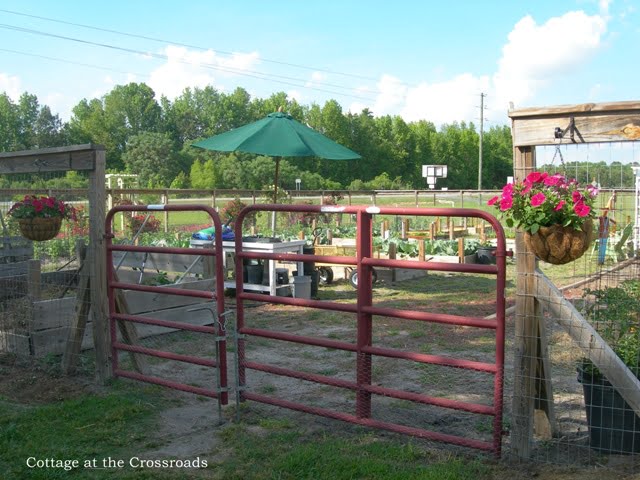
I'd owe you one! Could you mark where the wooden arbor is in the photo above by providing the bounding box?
[509,101,640,458]
[0,144,111,383]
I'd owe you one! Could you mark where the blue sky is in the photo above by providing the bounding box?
[0,0,637,128]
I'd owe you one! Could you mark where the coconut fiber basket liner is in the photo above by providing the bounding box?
[18,216,62,241]
[524,219,594,265]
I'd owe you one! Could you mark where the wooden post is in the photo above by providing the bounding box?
[62,240,91,374]
[448,217,454,240]
[511,145,539,458]
[162,190,169,233]
[418,239,425,261]
[401,219,409,239]
[457,237,464,264]
[27,259,41,302]
[89,147,111,384]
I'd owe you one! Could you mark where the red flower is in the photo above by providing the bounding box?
[526,172,547,184]
[530,193,546,207]
[487,195,500,206]
[572,191,583,203]
[33,200,43,212]
[500,196,513,211]
[574,201,591,217]
[554,200,565,211]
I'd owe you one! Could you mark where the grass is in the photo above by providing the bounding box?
[216,424,489,480]
[0,382,183,480]
[0,378,494,480]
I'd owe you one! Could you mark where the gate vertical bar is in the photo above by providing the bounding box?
[355,209,373,418]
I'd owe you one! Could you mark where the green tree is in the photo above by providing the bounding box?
[122,132,180,187]
[0,93,19,151]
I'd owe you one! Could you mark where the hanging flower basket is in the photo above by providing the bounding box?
[7,195,76,242]
[524,219,594,265]
[488,171,598,265]
[17,216,63,241]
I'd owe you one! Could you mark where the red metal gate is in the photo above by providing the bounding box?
[105,204,228,406]
[232,204,507,456]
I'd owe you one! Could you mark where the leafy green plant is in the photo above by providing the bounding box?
[580,279,640,378]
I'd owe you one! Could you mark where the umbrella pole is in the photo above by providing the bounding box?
[271,157,281,235]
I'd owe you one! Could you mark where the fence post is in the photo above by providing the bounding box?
[27,259,41,302]
[89,147,112,384]
[162,190,169,233]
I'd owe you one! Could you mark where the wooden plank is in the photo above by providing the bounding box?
[511,145,537,459]
[113,273,148,375]
[30,306,215,356]
[0,152,95,174]
[0,331,30,355]
[509,100,640,118]
[536,271,640,416]
[32,297,76,330]
[31,279,213,331]
[0,261,29,278]
[511,113,640,146]
[0,143,100,158]
[0,246,33,258]
[62,241,91,375]
[533,304,557,439]
[113,252,209,275]
[122,279,214,314]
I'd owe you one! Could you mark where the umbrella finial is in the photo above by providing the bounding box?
[277,106,283,112]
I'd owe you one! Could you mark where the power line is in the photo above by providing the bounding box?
[0,47,148,78]
[0,7,380,83]
[0,23,378,102]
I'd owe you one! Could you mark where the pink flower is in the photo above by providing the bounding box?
[554,200,565,211]
[572,191,583,203]
[521,183,532,195]
[544,174,563,186]
[487,196,500,206]
[502,183,513,195]
[530,193,546,207]
[526,172,547,184]
[500,196,513,211]
[33,200,43,212]
[574,201,591,217]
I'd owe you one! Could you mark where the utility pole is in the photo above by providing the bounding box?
[478,92,486,190]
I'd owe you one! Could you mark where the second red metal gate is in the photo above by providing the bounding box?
[232,204,507,456]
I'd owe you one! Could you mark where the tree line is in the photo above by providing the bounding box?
[5,82,625,192]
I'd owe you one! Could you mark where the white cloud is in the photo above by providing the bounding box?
[493,11,607,108]
[147,46,260,100]
[306,71,326,87]
[401,74,490,125]
[0,72,21,100]
[350,9,609,126]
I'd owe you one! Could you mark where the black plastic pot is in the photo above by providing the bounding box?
[577,366,640,454]
[302,245,318,297]
[476,246,496,265]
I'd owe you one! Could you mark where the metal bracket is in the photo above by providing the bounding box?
[553,116,584,143]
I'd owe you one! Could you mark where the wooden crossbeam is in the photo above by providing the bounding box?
[535,270,640,416]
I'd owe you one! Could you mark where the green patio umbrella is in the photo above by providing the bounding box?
[192,110,361,203]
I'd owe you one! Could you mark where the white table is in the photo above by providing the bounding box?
[222,240,307,296]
